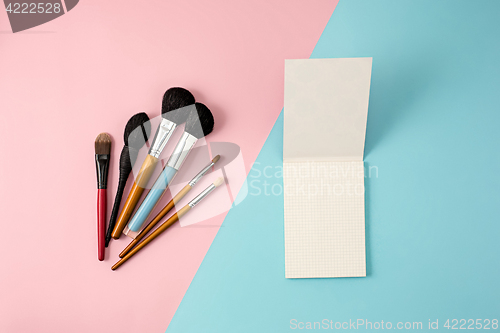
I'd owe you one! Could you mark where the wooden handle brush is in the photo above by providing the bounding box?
[110,88,195,239]
[119,155,220,257]
[94,133,111,261]
[105,113,151,247]
[112,177,225,270]
[110,155,158,237]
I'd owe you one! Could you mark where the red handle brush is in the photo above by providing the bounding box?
[95,133,111,261]
[97,189,106,260]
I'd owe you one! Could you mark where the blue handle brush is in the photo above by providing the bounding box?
[124,166,177,235]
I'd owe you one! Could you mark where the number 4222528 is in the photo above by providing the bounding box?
[6,3,62,14]
[444,319,498,330]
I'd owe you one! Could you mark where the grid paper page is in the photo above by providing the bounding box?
[284,161,366,278]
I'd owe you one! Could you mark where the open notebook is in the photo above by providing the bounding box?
[283,58,372,278]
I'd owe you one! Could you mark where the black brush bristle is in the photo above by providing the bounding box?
[161,87,195,124]
[119,146,133,175]
[185,102,215,139]
[124,112,151,150]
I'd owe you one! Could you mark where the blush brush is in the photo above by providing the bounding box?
[123,102,215,237]
[94,133,112,261]
[111,88,195,239]
[104,112,151,247]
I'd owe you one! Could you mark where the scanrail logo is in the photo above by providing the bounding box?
[3,0,78,33]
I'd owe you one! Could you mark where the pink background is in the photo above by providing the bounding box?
[0,1,337,332]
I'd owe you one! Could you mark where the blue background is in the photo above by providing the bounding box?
[167,0,500,331]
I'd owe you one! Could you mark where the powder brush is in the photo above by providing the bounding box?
[111,88,195,239]
[104,112,151,247]
[112,177,225,270]
[119,155,220,257]
[94,133,111,261]
[123,103,215,237]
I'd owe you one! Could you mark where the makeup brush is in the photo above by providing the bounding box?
[111,88,195,239]
[119,155,220,257]
[104,113,151,247]
[95,133,112,261]
[123,103,215,237]
[112,177,225,270]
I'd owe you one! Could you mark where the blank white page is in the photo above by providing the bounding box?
[284,58,372,162]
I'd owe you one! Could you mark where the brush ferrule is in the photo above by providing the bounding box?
[188,160,215,187]
[166,132,198,171]
[149,118,177,158]
[95,154,110,189]
[188,183,216,208]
